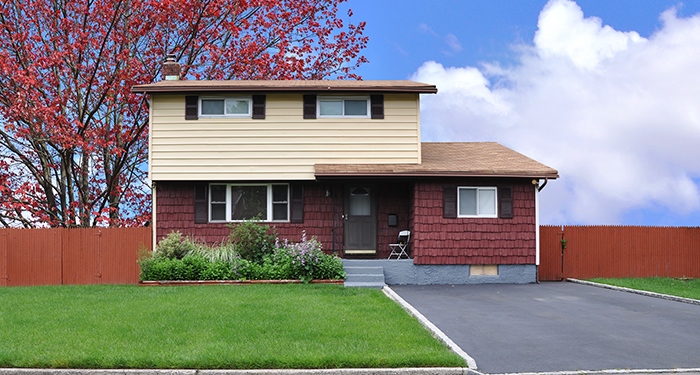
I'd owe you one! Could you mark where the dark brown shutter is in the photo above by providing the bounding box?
[443,185,457,219]
[185,96,198,120]
[290,183,304,223]
[252,95,266,119]
[303,94,316,119]
[194,183,208,223]
[499,186,513,219]
[370,94,384,119]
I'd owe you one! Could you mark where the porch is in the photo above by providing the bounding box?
[342,259,537,287]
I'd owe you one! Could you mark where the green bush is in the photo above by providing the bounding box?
[138,227,345,282]
[152,231,201,260]
[229,218,278,263]
[271,231,346,282]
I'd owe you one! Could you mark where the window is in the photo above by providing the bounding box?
[317,96,369,118]
[199,97,251,117]
[458,187,497,218]
[209,184,288,222]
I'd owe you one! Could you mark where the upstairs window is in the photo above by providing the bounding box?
[458,187,497,218]
[209,183,288,222]
[318,96,369,118]
[199,97,251,117]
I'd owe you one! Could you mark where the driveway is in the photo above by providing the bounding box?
[390,282,700,374]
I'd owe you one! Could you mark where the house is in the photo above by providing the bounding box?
[131,59,559,284]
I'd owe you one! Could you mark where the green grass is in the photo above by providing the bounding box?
[588,277,700,300]
[0,284,466,369]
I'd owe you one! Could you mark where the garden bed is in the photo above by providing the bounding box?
[139,279,344,286]
[139,222,346,284]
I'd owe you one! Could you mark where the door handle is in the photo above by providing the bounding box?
[342,214,347,221]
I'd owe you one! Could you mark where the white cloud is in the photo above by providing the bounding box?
[444,33,463,53]
[418,23,438,36]
[412,0,700,224]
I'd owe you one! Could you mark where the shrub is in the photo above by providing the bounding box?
[152,231,201,260]
[138,255,210,281]
[229,218,278,263]
[272,231,345,282]
[200,260,232,280]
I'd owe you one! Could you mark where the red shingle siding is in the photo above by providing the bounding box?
[155,182,344,254]
[412,180,536,265]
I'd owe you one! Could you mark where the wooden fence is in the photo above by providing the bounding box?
[0,227,151,286]
[539,225,700,281]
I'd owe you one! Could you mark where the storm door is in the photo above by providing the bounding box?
[344,186,377,254]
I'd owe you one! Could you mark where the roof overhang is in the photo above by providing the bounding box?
[131,80,438,94]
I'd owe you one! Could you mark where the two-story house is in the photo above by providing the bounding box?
[132,60,558,284]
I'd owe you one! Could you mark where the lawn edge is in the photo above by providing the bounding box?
[139,280,343,286]
[0,368,477,375]
[567,278,700,306]
[382,286,478,371]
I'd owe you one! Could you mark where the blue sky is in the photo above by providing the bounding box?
[339,0,700,227]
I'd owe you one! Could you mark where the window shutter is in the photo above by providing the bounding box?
[185,96,198,120]
[252,95,266,119]
[371,94,384,119]
[303,94,316,119]
[499,186,513,219]
[194,183,208,223]
[443,185,457,219]
[290,183,304,223]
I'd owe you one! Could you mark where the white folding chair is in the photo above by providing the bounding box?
[388,230,410,259]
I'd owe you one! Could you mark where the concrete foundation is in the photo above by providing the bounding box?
[343,260,536,285]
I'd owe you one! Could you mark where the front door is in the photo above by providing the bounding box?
[344,186,377,255]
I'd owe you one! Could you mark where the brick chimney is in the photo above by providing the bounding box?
[162,54,181,81]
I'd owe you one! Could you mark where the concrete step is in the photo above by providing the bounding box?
[345,273,386,284]
[343,281,386,289]
[342,261,386,288]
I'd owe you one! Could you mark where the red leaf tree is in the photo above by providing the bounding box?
[0,0,368,227]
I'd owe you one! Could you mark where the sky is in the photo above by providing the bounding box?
[338,0,700,227]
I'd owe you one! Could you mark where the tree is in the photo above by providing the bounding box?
[0,0,368,227]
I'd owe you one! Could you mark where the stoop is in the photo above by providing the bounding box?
[342,259,386,288]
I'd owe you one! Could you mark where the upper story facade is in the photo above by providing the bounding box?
[132,80,438,182]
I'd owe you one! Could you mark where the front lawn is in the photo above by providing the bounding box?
[588,277,700,300]
[0,284,467,369]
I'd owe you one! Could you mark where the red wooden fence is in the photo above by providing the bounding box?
[0,227,151,286]
[539,225,700,281]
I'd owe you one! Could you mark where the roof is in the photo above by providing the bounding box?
[131,80,438,94]
[314,142,559,179]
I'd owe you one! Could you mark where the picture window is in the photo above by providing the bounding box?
[209,183,288,222]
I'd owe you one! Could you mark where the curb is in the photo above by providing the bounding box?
[567,279,700,306]
[489,367,700,375]
[0,368,475,375]
[381,286,480,372]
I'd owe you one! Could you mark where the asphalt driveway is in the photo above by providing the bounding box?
[390,282,700,374]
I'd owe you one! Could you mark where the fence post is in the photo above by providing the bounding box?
[0,230,7,286]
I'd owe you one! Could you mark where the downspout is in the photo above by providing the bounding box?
[534,178,548,283]
[152,181,157,252]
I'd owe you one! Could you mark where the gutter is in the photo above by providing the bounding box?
[315,172,560,179]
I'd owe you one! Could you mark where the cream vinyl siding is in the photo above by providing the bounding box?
[150,93,421,181]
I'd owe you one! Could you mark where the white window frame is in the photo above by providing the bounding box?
[208,183,289,222]
[317,96,370,118]
[199,96,252,118]
[457,187,498,218]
